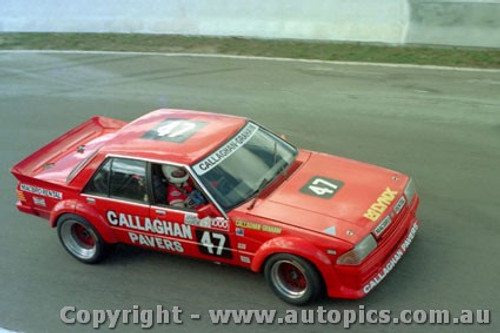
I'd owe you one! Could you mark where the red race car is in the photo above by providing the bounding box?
[11,109,419,305]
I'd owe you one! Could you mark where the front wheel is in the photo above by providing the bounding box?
[264,253,322,305]
[57,214,110,264]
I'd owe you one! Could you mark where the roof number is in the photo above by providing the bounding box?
[143,118,207,143]
[157,120,197,138]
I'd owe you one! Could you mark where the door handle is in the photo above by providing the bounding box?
[155,210,166,215]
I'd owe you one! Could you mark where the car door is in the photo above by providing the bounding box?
[149,162,237,263]
[82,156,151,246]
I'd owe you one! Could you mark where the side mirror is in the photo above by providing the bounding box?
[197,203,220,219]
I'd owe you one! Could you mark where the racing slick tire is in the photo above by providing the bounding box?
[264,253,323,305]
[57,214,111,264]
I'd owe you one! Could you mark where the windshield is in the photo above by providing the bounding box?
[192,122,297,211]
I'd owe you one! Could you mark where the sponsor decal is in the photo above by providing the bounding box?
[184,215,210,228]
[20,184,62,199]
[209,217,229,231]
[235,228,244,236]
[300,176,344,199]
[142,119,207,143]
[374,216,392,237]
[128,232,184,253]
[323,226,336,236]
[195,230,232,258]
[240,255,251,264]
[32,197,46,207]
[393,196,406,214]
[106,211,192,240]
[237,243,247,250]
[184,215,229,231]
[235,219,282,234]
[363,187,399,222]
[363,222,419,294]
[184,214,209,228]
[193,122,258,175]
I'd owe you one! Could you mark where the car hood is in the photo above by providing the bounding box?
[248,151,409,243]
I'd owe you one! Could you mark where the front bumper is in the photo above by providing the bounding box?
[327,195,420,299]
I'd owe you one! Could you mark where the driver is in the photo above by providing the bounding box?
[162,165,207,209]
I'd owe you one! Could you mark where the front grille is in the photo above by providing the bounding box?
[377,196,409,241]
[378,201,410,244]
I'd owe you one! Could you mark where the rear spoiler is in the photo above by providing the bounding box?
[11,116,126,179]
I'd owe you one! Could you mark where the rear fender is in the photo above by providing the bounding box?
[49,199,77,226]
[52,200,117,244]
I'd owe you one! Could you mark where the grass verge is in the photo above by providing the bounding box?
[1,33,499,68]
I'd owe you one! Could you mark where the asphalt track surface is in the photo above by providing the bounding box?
[0,51,499,333]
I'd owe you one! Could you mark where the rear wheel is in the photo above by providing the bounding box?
[264,253,322,305]
[57,214,110,264]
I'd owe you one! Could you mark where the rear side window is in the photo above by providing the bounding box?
[84,159,111,195]
[109,158,148,203]
[84,157,148,203]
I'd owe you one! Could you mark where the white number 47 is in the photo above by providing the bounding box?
[200,231,226,256]
[309,178,339,196]
[157,120,196,138]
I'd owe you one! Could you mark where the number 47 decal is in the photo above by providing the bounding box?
[300,176,344,199]
[201,231,225,256]
[195,230,233,259]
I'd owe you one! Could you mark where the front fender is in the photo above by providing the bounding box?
[250,236,335,279]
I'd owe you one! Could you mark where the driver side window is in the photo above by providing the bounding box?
[150,163,208,210]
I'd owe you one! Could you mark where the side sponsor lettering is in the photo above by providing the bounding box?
[235,219,282,234]
[128,232,184,253]
[106,211,192,240]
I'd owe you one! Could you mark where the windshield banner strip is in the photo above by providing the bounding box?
[193,122,258,176]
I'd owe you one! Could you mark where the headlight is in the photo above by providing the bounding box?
[337,234,377,265]
[404,177,416,205]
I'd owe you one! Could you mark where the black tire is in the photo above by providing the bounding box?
[57,214,110,264]
[264,253,323,305]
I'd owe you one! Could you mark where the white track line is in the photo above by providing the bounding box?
[0,328,19,333]
[1,49,500,73]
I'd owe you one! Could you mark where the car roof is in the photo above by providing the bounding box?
[101,109,248,165]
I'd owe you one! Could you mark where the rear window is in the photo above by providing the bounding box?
[67,148,101,183]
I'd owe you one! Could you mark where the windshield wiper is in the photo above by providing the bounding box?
[279,161,289,179]
[273,141,278,165]
[272,141,290,179]
[247,177,270,210]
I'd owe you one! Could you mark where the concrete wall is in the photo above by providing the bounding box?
[407,0,500,47]
[1,0,499,48]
